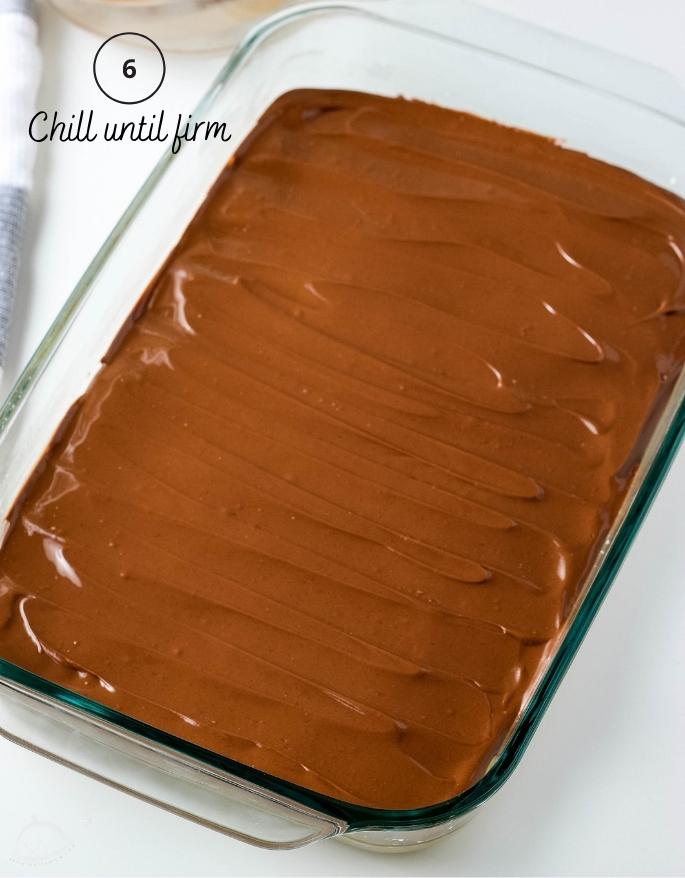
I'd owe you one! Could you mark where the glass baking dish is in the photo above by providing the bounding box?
[1,1,685,852]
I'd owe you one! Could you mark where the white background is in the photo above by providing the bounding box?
[1,1,685,875]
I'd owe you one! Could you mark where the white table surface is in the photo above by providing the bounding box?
[1,1,685,875]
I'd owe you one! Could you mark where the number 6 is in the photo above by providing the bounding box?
[123,59,136,79]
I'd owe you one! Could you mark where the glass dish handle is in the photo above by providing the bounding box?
[0,678,346,849]
[438,0,685,120]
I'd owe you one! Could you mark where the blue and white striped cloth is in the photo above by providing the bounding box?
[0,0,40,371]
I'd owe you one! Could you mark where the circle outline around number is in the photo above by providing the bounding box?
[93,33,166,105]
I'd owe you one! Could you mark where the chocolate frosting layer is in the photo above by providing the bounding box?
[1,90,685,809]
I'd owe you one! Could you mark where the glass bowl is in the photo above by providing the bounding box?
[48,0,301,53]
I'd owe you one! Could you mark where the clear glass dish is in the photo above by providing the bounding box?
[1,1,685,852]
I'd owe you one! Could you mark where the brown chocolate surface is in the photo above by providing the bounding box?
[2,90,685,809]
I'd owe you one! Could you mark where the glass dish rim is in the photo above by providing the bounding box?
[1,1,685,832]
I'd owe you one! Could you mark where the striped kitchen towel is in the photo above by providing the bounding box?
[0,0,40,372]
